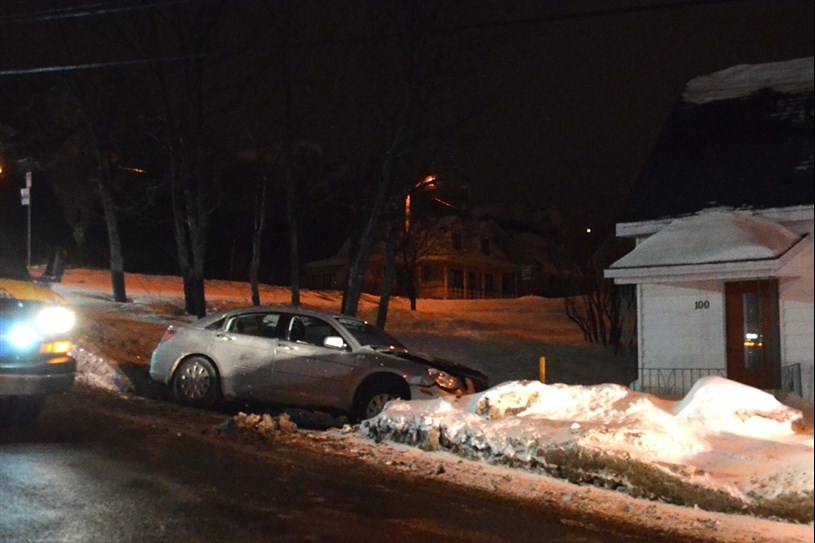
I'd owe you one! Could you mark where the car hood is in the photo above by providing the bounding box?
[0,278,66,305]
[386,349,489,390]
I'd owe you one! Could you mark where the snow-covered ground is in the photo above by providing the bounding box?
[47,268,813,543]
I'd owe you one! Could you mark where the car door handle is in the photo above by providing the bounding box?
[215,334,234,341]
[281,345,298,351]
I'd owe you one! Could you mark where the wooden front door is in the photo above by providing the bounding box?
[725,280,781,389]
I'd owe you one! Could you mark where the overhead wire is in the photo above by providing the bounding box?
[0,0,789,77]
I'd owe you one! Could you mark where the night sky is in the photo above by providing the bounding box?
[446,0,814,229]
[1,0,813,277]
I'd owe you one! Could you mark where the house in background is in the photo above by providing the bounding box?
[303,216,521,299]
[605,57,814,402]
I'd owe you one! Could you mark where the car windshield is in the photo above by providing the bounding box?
[334,316,405,350]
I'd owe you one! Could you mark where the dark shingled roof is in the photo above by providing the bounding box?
[618,58,814,224]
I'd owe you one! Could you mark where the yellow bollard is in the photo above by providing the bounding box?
[539,356,546,383]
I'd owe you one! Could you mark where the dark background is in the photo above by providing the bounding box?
[1,0,813,282]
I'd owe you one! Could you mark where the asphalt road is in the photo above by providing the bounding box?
[1,387,659,543]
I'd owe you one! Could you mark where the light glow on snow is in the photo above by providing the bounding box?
[49,267,814,541]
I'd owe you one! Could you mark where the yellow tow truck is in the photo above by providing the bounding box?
[0,239,76,427]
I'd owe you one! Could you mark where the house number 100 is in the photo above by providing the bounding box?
[695,300,710,310]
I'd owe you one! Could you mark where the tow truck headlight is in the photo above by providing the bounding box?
[35,306,76,335]
[3,306,75,354]
[8,323,39,349]
[427,368,462,391]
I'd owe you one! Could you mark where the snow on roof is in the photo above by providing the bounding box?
[609,209,802,269]
[683,57,814,104]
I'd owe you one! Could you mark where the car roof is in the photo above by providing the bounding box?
[209,305,361,323]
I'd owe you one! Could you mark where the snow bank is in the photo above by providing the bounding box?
[361,377,814,523]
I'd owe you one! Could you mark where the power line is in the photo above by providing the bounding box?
[0,53,212,76]
[0,0,800,77]
[0,0,199,23]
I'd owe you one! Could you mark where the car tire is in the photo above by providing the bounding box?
[0,395,46,428]
[353,379,408,423]
[172,356,221,408]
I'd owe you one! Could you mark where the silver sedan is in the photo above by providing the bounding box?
[149,306,488,421]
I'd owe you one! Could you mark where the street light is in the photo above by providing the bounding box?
[405,175,437,232]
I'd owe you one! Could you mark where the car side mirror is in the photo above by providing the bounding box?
[323,336,347,350]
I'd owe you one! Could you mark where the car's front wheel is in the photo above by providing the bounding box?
[172,356,221,408]
[353,378,409,423]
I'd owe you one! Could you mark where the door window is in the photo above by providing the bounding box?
[285,315,335,347]
[725,280,780,389]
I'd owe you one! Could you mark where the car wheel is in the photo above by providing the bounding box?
[354,380,408,423]
[172,356,221,408]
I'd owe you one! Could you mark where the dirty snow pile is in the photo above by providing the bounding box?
[361,376,814,523]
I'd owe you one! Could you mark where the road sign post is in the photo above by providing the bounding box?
[23,171,32,267]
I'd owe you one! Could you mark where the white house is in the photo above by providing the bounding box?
[605,57,814,402]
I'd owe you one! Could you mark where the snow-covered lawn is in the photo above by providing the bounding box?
[50,268,813,543]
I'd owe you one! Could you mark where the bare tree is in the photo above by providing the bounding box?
[342,1,477,318]
[564,239,637,355]
[28,75,137,303]
[136,1,235,316]
[63,78,129,302]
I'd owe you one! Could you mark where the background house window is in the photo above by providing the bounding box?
[481,238,490,255]
[421,264,443,282]
[452,232,463,251]
[449,269,463,288]
[502,272,515,296]
[484,273,494,293]
[319,272,335,289]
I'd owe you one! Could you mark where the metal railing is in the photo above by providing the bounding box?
[637,368,725,397]
[446,287,511,299]
[782,363,802,397]
[637,364,804,398]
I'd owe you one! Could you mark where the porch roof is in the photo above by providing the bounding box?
[605,210,809,284]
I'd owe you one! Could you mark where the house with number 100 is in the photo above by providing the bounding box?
[605,57,814,403]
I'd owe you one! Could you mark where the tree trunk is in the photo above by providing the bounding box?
[250,173,268,307]
[97,169,127,303]
[188,175,209,318]
[169,160,196,316]
[278,10,300,308]
[376,222,400,329]
[342,149,401,317]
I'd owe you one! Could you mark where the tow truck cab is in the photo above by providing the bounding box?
[0,243,76,427]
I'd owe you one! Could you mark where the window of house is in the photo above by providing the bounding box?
[481,238,490,255]
[421,264,442,283]
[449,269,464,288]
[320,272,335,289]
[502,272,515,296]
[452,232,463,251]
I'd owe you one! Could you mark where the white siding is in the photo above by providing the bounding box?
[639,281,726,371]
[623,209,813,399]
[778,227,814,403]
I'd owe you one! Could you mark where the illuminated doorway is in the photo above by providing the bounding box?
[725,280,781,389]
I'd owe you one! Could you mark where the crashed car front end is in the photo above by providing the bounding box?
[393,351,490,401]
